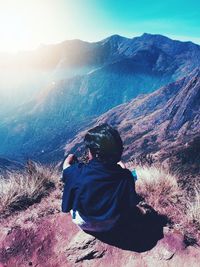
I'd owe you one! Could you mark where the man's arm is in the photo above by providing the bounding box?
[63,154,75,170]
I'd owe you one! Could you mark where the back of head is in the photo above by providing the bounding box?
[84,123,123,164]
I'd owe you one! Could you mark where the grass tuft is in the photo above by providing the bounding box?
[0,162,58,216]
[129,164,200,244]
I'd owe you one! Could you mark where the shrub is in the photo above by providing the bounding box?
[135,166,185,223]
[0,162,58,216]
[129,164,200,244]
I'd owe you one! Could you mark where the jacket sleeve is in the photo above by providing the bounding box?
[61,163,84,213]
[62,183,75,213]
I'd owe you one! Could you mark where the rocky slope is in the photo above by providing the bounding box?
[0,187,200,267]
[65,69,200,175]
[1,34,200,163]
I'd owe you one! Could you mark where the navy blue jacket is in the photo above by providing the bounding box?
[62,159,140,222]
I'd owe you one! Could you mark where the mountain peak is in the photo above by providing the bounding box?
[101,34,130,44]
[138,32,173,43]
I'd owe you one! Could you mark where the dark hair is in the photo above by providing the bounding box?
[84,123,123,164]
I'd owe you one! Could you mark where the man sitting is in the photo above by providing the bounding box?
[61,123,142,232]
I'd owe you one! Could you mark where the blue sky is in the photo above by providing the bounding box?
[63,0,200,43]
[0,0,199,52]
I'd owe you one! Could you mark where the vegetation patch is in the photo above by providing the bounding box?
[130,164,200,244]
[0,161,58,217]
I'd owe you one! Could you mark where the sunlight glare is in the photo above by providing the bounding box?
[0,0,57,52]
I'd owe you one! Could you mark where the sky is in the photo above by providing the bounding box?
[0,0,199,52]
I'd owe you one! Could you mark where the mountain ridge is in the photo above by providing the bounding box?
[1,33,200,69]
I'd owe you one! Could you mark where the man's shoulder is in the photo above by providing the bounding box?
[117,166,134,179]
[119,168,136,185]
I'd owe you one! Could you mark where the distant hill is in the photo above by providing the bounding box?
[1,33,200,73]
[0,33,200,163]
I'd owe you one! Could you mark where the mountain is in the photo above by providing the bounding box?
[2,33,199,72]
[65,69,200,175]
[0,33,200,163]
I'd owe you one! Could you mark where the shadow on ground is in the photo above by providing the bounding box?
[85,208,168,252]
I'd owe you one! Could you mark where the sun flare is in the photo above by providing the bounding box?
[0,0,59,52]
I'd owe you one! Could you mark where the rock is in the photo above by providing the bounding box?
[151,232,185,260]
[66,231,106,263]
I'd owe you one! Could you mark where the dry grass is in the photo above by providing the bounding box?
[184,186,200,242]
[187,187,200,225]
[135,166,184,222]
[128,164,200,243]
[0,162,58,216]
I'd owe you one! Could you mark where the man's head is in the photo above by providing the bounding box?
[84,123,123,164]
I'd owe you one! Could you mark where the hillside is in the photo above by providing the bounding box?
[65,69,200,177]
[1,34,200,163]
